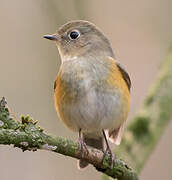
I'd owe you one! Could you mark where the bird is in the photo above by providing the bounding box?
[43,20,131,169]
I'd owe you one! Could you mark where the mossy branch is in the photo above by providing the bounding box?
[0,97,138,180]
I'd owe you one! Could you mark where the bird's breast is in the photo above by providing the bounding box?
[54,58,130,132]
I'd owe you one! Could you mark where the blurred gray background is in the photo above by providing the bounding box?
[0,0,172,179]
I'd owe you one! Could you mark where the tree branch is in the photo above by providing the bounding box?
[0,97,138,180]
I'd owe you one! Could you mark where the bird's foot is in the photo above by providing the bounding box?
[78,137,89,158]
[103,147,115,169]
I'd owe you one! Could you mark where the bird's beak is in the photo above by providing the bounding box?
[43,34,58,41]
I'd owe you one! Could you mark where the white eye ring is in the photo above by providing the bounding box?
[68,30,80,40]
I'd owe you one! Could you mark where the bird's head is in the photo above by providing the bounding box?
[44,20,114,62]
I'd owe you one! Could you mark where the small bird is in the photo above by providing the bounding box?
[44,20,131,169]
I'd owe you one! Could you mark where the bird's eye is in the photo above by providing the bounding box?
[69,30,80,40]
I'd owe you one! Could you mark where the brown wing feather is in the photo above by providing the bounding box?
[54,80,57,91]
[116,63,131,91]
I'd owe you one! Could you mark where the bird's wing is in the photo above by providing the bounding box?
[107,56,131,92]
[116,62,131,91]
[54,80,57,91]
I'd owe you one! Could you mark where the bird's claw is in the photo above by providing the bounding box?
[103,148,115,169]
[78,137,89,157]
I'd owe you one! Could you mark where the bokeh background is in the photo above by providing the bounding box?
[0,0,172,179]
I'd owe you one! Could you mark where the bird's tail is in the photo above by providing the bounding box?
[78,133,104,169]
[108,122,125,145]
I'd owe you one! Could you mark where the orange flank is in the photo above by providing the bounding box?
[106,57,130,117]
